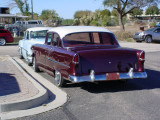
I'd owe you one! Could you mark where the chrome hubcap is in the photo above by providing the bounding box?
[0,39,6,45]
[55,71,61,85]
[147,38,151,43]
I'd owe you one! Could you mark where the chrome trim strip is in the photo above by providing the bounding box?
[69,72,147,83]
[48,58,70,68]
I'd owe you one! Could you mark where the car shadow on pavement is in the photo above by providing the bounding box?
[0,73,20,96]
[66,69,160,93]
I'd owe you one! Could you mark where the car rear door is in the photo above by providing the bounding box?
[48,33,71,77]
[152,28,160,41]
[46,33,60,73]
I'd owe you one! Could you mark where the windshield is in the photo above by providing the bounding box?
[63,32,119,47]
[30,30,47,39]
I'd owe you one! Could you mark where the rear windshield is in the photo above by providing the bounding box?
[63,32,119,47]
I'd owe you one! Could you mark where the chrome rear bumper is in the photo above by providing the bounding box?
[69,71,147,83]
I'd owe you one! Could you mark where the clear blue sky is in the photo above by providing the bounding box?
[0,0,105,19]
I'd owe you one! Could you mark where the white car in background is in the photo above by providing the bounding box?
[19,27,52,65]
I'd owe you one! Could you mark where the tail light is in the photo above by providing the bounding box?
[136,51,145,72]
[139,51,145,61]
[73,53,79,64]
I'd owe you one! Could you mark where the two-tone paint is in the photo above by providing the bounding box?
[32,26,147,84]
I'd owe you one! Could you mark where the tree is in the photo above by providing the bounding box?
[40,9,62,26]
[10,0,31,16]
[103,0,160,30]
[100,9,111,17]
[111,9,118,17]
[40,10,58,21]
[130,8,143,17]
[61,19,74,26]
[74,10,92,19]
[145,6,159,16]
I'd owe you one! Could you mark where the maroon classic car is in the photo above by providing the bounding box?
[31,26,147,87]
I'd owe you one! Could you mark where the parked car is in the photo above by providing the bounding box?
[5,20,44,32]
[0,29,13,45]
[18,27,51,65]
[32,26,147,87]
[133,27,160,43]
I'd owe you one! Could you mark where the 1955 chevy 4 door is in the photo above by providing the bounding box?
[18,27,51,65]
[31,26,147,87]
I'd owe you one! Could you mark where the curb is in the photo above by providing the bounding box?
[0,56,48,113]
[0,57,68,120]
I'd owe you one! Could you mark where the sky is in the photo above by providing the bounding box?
[0,0,105,19]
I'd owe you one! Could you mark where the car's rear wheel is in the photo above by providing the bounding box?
[0,38,6,46]
[55,70,66,87]
[33,57,40,72]
[145,36,152,43]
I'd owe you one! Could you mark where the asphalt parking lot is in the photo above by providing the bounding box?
[1,42,160,120]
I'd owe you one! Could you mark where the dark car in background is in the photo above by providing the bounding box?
[133,27,160,43]
[0,29,13,45]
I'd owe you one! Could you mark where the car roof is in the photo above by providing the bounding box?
[48,26,112,39]
[26,27,52,32]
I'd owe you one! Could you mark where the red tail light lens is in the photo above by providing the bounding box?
[73,54,79,64]
[139,51,145,61]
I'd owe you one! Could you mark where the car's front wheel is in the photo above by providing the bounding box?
[33,57,40,72]
[55,70,66,87]
[0,38,6,46]
[145,36,152,43]
[19,48,24,59]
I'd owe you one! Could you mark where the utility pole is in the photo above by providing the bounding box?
[31,0,33,19]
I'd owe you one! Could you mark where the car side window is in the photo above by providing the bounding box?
[46,33,53,45]
[25,31,29,40]
[155,28,160,33]
[52,33,61,47]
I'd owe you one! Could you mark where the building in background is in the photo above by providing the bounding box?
[0,7,28,25]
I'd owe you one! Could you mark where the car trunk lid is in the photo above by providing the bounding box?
[71,46,138,75]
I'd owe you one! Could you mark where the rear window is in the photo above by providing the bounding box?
[63,32,118,47]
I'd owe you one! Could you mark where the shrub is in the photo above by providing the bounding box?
[89,20,100,26]
[149,22,156,27]
[114,31,133,41]
[61,19,74,26]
